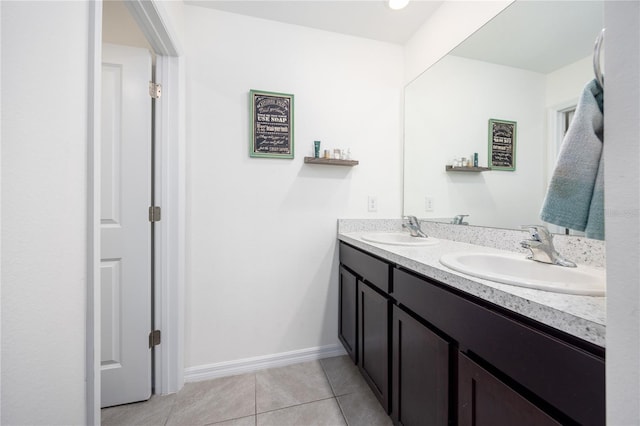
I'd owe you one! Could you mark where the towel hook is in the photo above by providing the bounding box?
[593,28,605,88]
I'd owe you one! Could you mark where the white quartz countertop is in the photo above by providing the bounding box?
[339,231,606,348]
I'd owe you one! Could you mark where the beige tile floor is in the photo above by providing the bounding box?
[101,355,393,426]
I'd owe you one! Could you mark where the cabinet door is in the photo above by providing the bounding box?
[358,281,390,412]
[392,306,450,426]
[339,266,358,362]
[458,353,561,426]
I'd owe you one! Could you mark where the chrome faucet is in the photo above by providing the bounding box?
[403,216,428,238]
[452,214,469,225]
[520,225,576,267]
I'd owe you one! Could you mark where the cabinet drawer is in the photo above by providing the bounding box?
[393,267,605,426]
[340,242,390,293]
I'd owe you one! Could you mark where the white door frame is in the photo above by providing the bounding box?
[545,99,578,185]
[87,1,184,424]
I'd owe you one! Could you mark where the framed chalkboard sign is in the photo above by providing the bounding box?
[488,119,517,171]
[249,89,294,159]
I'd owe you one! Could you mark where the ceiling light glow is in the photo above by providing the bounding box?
[388,0,410,10]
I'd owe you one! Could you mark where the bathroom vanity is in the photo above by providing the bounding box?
[338,226,605,426]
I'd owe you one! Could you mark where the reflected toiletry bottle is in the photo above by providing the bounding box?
[473,152,478,167]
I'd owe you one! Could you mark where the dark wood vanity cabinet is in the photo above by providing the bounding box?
[338,266,357,362]
[392,305,450,425]
[358,281,391,412]
[393,266,605,426]
[338,242,605,426]
[339,242,392,412]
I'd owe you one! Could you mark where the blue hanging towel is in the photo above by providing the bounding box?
[540,79,604,240]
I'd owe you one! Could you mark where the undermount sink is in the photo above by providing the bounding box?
[361,232,439,247]
[439,252,605,296]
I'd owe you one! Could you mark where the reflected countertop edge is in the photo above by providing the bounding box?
[338,230,606,348]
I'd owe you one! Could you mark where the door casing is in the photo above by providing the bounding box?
[86,1,185,424]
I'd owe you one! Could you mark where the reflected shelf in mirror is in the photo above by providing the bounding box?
[445,165,491,172]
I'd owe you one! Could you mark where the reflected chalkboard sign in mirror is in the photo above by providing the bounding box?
[250,89,295,159]
[488,119,516,171]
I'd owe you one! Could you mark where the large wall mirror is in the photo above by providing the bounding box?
[403,1,603,232]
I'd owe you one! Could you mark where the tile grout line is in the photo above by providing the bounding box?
[108,357,357,426]
[334,396,350,426]
[184,372,259,426]
[254,359,337,415]
[319,358,339,397]
[319,357,363,398]
[203,413,256,426]
[162,395,178,426]
[319,360,350,426]
[255,395,341,416]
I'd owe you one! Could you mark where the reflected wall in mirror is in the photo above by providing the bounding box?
[403,1,603,231]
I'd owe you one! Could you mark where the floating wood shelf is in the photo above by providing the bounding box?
[304,157,359,167]
[445,165,491,172]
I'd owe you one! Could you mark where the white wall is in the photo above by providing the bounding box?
[545,56,592,108]
[183,6,403,368]
[404,55,546,229]
[605,1,640,423]
[1,1,89,424]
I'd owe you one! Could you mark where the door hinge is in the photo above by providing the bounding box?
[149,206,161,222]
[149,81,162,99]
[149,330,161,348]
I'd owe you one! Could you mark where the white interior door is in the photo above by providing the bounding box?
[101,43,152,408]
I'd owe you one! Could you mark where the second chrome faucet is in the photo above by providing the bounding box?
[520,225,576,267]
[403,216,428,238]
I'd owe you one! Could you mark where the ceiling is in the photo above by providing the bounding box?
[185,1,604,75]
[450,1,603,74]
[184,0,444,44]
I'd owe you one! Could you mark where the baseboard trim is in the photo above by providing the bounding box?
[184,344,348,383]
